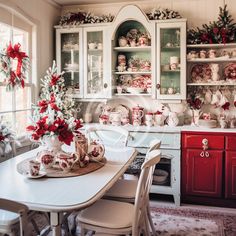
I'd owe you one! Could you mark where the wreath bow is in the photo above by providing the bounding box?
[0,42,29,91]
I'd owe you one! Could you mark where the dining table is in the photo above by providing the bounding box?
[0,144,137,236]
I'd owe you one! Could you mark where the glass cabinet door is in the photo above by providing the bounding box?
[156,22,186,100]
[56,28,83,98]
[84,27,108,98]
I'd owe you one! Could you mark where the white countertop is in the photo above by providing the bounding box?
[82,123,236,133]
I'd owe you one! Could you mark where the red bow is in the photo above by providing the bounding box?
[7,43,27,86]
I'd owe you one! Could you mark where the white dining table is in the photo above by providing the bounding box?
[0,145,137,236]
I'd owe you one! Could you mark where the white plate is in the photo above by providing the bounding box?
[24,171,47,179]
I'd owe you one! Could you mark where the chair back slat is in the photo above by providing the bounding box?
[132,150,161,235]
[0,198,29,236]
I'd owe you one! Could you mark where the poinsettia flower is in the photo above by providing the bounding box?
[38,100,48,113]
[213,27,219,34]
[58,130,74,145]
[49,94,60,111]
[50,74,61,86]
[74,119,82,130]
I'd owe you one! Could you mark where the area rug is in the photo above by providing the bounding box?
[150,205,236,236]
[27,206,236,236]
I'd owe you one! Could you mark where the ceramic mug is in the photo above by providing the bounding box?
[37,150,54,169]
[199,50,207,58]
[88,42,97,50]
[29,160,41,176]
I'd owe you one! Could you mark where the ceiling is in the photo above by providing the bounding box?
[51,0,141,6]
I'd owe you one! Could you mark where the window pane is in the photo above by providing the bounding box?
[15,110,31,136]
[15,86,31,110]
[0,86,13,112]
[1,113,13,130]
[0,22,10,50]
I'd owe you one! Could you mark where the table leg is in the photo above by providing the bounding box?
[50,212,63,236]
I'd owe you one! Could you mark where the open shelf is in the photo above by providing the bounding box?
[113,46,151,52]
[187,58,236,63]
[187,82,236,86]
[187,43,236,48]
[114,71,151,75]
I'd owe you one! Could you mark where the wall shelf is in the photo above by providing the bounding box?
[114,71,151,75]
[113,46,151,52]
[187,43,236,48]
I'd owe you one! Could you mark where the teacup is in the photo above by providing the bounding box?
[57,153,79,173]
[199,50,207,58]
[88,42,97,50]
[29,160,41,176]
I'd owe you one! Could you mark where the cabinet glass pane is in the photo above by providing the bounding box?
[87,31,103,94]
[61,33,80,91]
[160,28,181,95]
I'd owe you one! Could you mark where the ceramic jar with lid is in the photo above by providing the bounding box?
[75,134,88,159]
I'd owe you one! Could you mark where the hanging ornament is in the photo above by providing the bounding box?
[0,42,30,91]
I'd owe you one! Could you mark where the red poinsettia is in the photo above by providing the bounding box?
[187,95,203,110]
[38,93,60,113]
[0,133,5,142]
[50,74,61,86]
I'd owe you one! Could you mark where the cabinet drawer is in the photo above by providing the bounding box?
[182,134,224,149]
[128,132,180,149]
[225,136,236,150]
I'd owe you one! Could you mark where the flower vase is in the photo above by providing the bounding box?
[42,135,63,154]
[191,109,201,126]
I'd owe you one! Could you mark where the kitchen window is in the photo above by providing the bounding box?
[0,12,34,137]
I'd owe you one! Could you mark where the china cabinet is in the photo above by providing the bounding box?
[56,28,83,98]
[108,5,155,97]
[56,25,111,99]
[182,131,236,207]
[156,20,187,100]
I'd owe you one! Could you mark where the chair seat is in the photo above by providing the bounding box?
[76,199,134,229]
[104,179,137,200]
[0,209,19,226]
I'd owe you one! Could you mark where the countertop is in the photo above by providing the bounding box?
[81,123,236,133]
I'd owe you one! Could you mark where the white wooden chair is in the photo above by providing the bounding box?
[76,149,161,236]
[85,125,129,148]
[103,139,161,236]
[0,198,29,236]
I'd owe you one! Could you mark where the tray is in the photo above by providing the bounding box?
[17,156,106,178]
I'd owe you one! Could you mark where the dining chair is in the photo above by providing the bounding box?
[103,139,161,236]
[85,125,129,148]
[0,198,29,236]
[75,149,161,236]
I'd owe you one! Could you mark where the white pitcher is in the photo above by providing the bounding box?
[167,112,179,127]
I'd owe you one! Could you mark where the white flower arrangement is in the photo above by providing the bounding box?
[0,117,19,156]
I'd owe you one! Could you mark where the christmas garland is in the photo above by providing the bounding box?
[188,5,236,44]
[59,7,181,26]
[0,43,30,91]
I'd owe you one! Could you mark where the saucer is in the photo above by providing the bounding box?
[25,171,47,179]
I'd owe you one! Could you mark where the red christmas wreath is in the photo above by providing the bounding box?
[0,42,29,91]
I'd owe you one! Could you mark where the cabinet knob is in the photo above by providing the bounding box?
[103,83,108,89]
[156,84,160,90]
[202,138,208,150]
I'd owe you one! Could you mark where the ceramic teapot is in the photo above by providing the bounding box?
[167,112,179,127]
[57,152,79,173]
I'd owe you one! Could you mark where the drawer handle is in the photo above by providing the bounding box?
[202,138,208,150]
[200,151,210,158]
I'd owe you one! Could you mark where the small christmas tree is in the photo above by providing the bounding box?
[27,61,82,145]
[187,5,236,44]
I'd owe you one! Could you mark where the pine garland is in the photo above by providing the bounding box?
[188,5,236,44]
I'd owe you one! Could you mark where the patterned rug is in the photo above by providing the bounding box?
[28,205,236,236]
[151,205,236,236]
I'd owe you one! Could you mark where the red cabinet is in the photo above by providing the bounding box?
[225,151,236,199]
[225,135,236,199]
[182,132,236,207]
[183,149,223,197]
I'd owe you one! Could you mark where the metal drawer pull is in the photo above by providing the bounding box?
[202,138,209,150]
[200,151,205,157]
[205,151,210,158]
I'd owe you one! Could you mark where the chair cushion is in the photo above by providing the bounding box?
[77,199,134,229]
[0,209,19,226]
[104,179,137,199]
